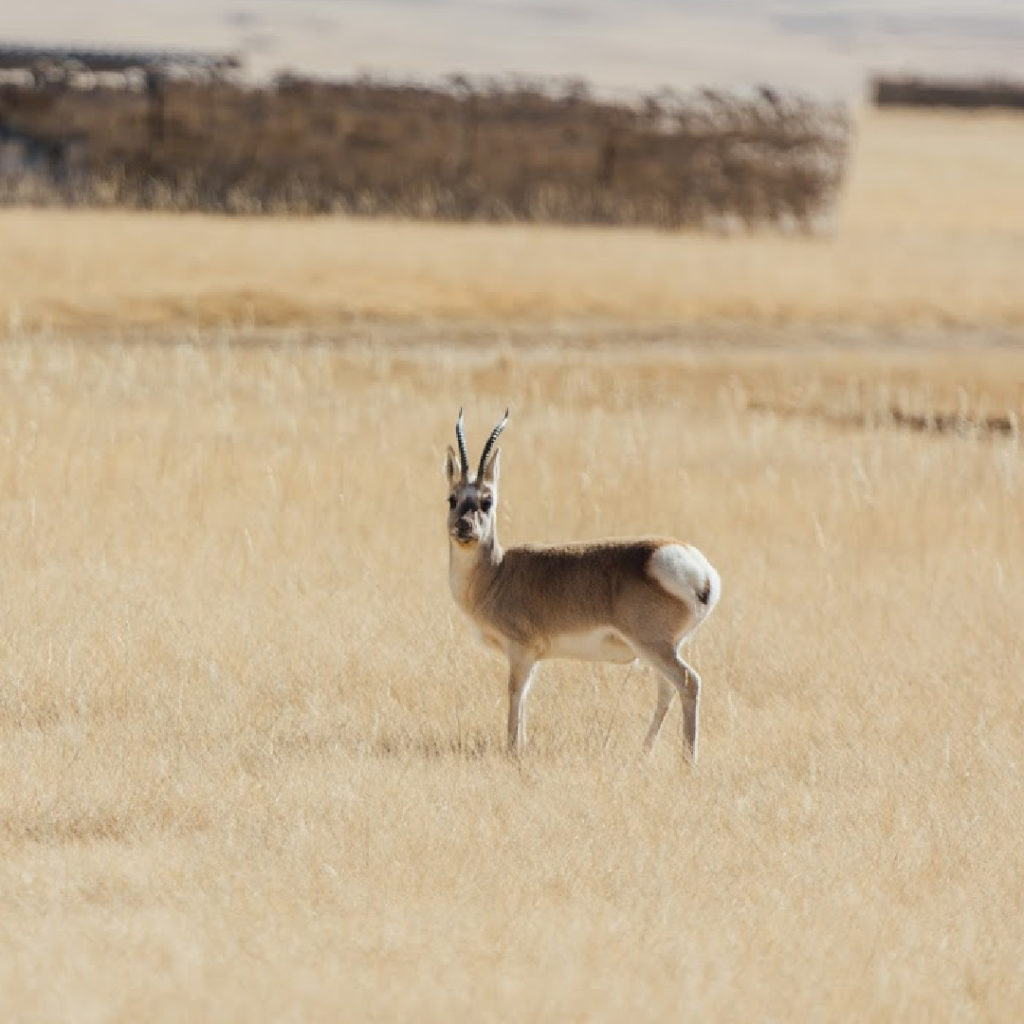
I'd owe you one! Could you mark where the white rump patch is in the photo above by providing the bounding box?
[648,544,721,618]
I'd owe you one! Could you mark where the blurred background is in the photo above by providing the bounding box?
[3,0,1023,229]
[4,1,1024,225]
[2,1,1024,331]
[8,0,1024,96]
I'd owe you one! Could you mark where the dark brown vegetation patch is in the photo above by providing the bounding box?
[0,74,850,228]
[873,75,1024,111]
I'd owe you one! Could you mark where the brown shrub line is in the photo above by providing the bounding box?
[0,74,850,228]
[873,76,1024,111]
[750,400,1021,439]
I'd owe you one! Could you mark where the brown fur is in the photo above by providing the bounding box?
[467,539,693,652]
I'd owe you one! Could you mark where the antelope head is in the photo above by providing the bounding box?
[445,409,508,549]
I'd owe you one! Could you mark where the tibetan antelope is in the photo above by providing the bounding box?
[444,409,721,764]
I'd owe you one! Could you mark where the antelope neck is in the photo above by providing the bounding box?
[449,530,503,608]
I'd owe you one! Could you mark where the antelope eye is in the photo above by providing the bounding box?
[480,497,493,513]
[447,495,457,509]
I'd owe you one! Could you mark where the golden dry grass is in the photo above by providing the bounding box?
[2,109,1024,333]
[2,105,1024,1020]
[0,330,1022,1020]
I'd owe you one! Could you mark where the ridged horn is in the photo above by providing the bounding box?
[455,408,469,478]
[477,409,509,480]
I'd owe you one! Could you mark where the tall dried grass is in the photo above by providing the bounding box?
[0,333,1022,1019]
[1,101,1023,1019]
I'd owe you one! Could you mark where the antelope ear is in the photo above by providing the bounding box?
[445,446,461,488]
[481,448,500,487]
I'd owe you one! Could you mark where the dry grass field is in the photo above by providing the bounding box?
[1,109,1024,1021]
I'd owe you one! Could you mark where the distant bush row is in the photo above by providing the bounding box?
[0,75,850,229]
[873,76,1024,111]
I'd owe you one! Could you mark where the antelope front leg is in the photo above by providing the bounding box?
[506,648,537,755]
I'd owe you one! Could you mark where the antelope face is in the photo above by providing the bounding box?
[444,408,507,549]
[446,478,497,547]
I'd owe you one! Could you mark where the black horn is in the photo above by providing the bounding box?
[455,408,469,478]
[477,409,509,480]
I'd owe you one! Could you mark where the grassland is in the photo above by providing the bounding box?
[1,109,1023,1021]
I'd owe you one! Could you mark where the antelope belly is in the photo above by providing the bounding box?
[545,628,637,663]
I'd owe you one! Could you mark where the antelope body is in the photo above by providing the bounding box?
[445,410,720,763]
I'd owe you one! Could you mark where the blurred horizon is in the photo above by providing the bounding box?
[6,0,1024,99]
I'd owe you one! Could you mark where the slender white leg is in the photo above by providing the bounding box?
[678,661,701,766]
[507,647,537,755]
[643,677,675,753]
[638,643,702,765]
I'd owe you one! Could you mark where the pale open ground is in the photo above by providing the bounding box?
[1,110,1024,1021]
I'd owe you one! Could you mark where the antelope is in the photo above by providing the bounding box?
[445,409,721,764]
